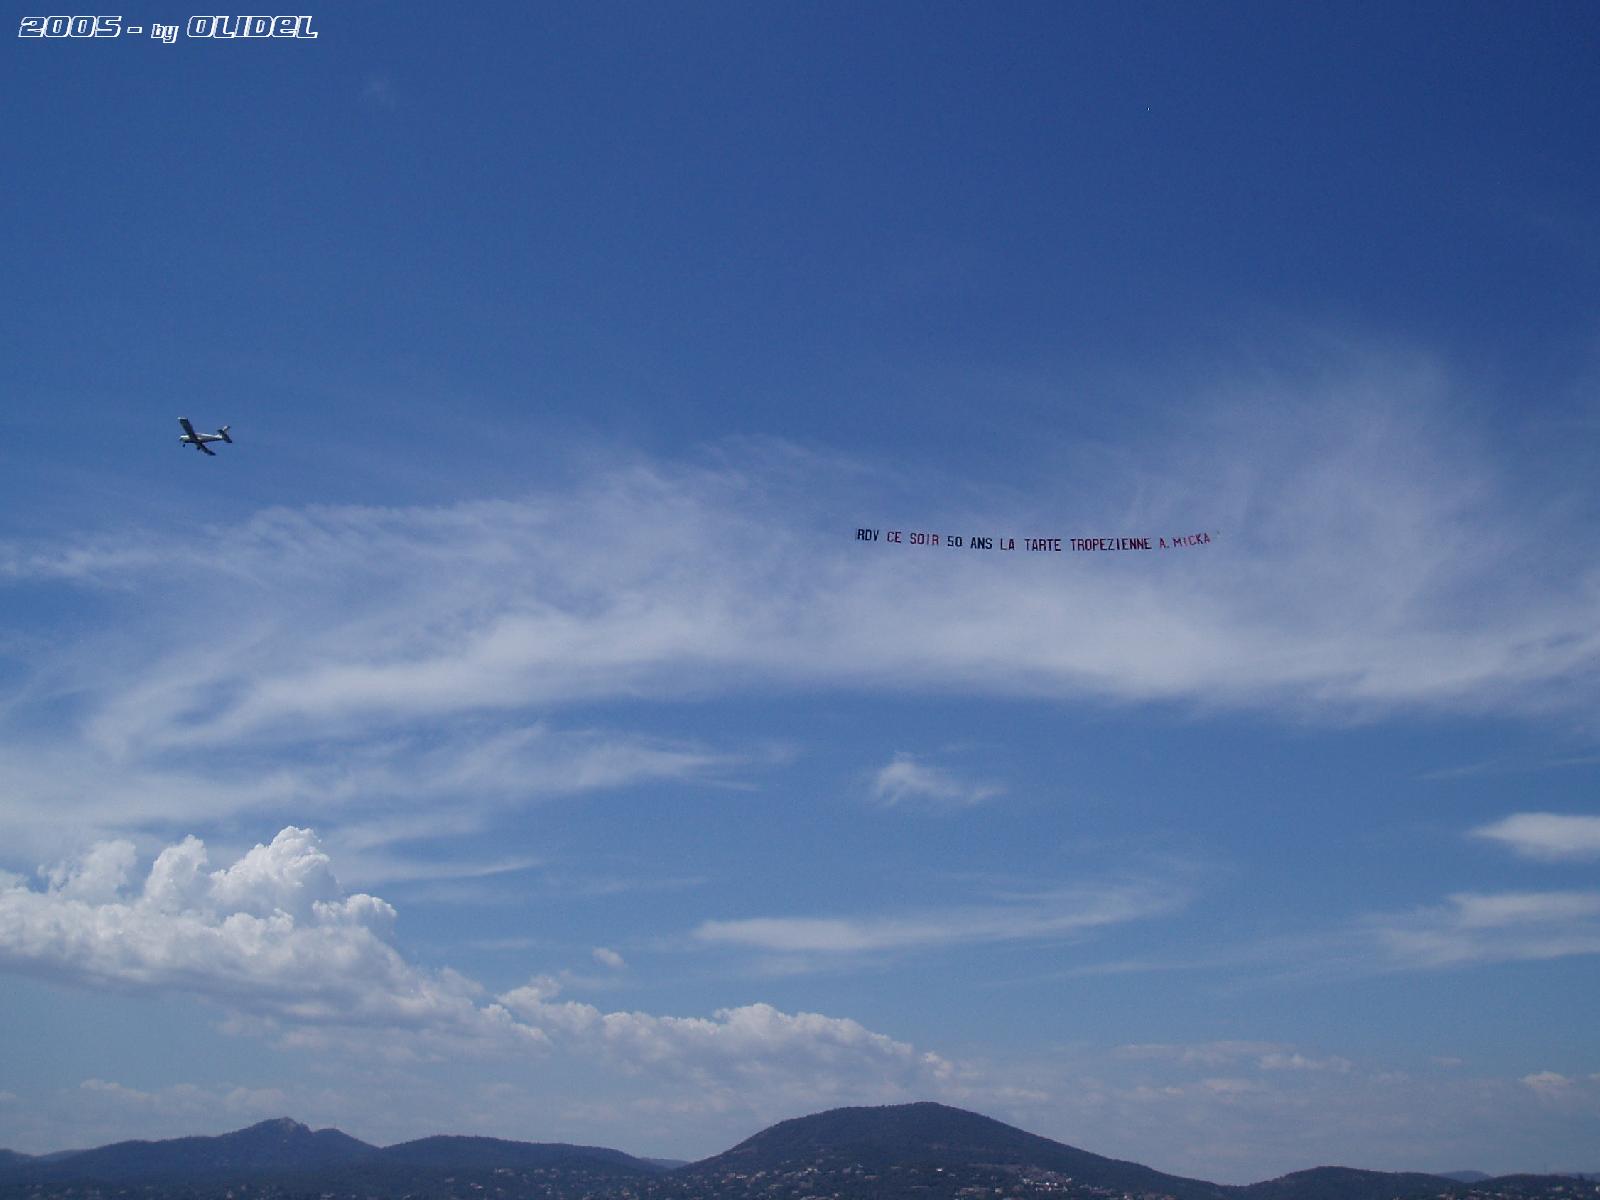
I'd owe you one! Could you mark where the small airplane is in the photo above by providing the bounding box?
[178,417,232,456]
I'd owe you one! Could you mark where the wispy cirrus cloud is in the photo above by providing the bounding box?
[693,880,1185,955]
[1,357,1598,992]
[0,721,738,872]
[5,362,1598,769]
[869,752,1003,807]
[1366,889,1600,969]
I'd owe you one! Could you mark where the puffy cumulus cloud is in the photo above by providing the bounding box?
[1367,889,1600,968]
[1471,812,1600,861]
[870,753,1002,808]
[42,840,138,903]
[0,828,541,1047]
[204,831,347,921]
[2,829,966,1118]
[497,975,953,1097]
[1517,1071,1600,1114]
[591,946,626,969]
[1521,1070,1574,1096]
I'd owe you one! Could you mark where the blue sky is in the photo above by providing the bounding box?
[3,0,1599,1183]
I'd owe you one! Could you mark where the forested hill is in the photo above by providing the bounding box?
[683,1101,1229,1200]
[3,1103,1596,1200]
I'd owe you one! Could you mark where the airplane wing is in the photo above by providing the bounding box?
[197,441,216,456]
[178,417,197,437]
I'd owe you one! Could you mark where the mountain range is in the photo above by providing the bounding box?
[1,1102,1593,1200]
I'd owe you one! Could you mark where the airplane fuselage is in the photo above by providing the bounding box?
[177,418,232,454]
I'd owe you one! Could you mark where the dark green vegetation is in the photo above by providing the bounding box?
[2,1104,1595,1200]
[686,1103,1225,1200]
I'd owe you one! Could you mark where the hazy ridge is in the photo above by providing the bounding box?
[2,1103,1595,1200]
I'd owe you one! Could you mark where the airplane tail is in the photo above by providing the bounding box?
[219,425,232,443]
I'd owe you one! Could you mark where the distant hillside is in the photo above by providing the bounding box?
[685,1101,1230,1200]
[12,1119,376,1179]
[1443,1172,1493,1183]
[1486,1175,1600,1192]
[379,1135,659,1173]
[4,1102,1595,1200]
[0,1120,662,1185]
[1239,1165,1463,1200]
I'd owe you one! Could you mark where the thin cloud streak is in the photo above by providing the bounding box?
[0,723,738,868]
[870,753,1003,807]
[693,881,1185,954]
[1366,890,1600,969]
[1471,812,1600,861]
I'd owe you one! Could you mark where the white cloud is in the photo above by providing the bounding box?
[0,828,535,1046]
[0,723,736,874]
[592,946,626,970]
[5,372,1598,776]
[0,828,963,1114]
[1521,1070,1573,1096]
[694,881,1183,954]
[870,753,1002,807]
[1471,812,1600,861]
[1450,890,1600,927]
[2,371,1598,879]
[497,975,953,1095]
[1113,1043,1352,1076]
[1257,1052,1352,1073]
[1368,889,1600,968]
[43,840,138,903]
[1516,1070,1600,1113]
